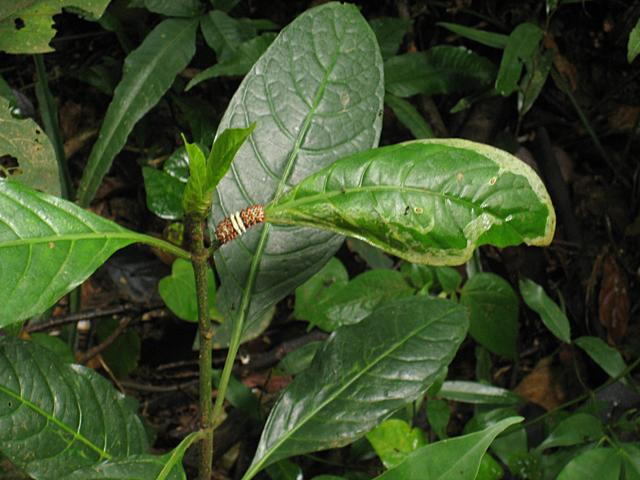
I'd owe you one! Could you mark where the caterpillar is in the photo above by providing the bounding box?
[215,204,265,245]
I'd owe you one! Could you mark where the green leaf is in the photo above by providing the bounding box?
[144,0,202,17]
[96,318,141,377]
[244,297,469,477]
[208,123,256,190]
[557,448,622,480]
[385,46,496,98]
[0,0,109,54]
[460,272,519,358]
[426,398,450,439]
[537,413,604,450]
[186,32,275,90]
[519,278,571,343]
[347,238,394,269]
[438,381,521,405]
[401,263,434,291]
[366,419,427,469]
[434,267,462,295]
[437,22,508,49]
[182,137,209,216]
[384,93,435,139]
[277,341,323,376]
[142,167,186,220]
[476,454,504,480]
[628,18,640,63]
[575,336,627,379]
[375,417,523,480]
[518,49,553,116]
[266,459,302,480]
[266,139,556,265]
[297,269,414,331]
[159,259,220,322]
[495,23,543,96]
[369,17,410,59]
[0,180,189,327]
[209,2,384,343]
[0,96,61,196]
[0,73,16,102]
[183,124,255,218]
[212,370,260,419]
[294,257,348,321]
[76,18,198,206]
[29,333,75,363]
[65,453,186,479]
[0,337,149,479]
[200,9,247,61]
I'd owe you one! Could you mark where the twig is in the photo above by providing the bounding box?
[26,304,148,333]
[120,379,199,393]
[79,316,133,364]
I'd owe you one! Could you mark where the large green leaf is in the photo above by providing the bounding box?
[0,180,189,327]
[375,417,523,480]
[266,139,556,265]
[0,337,149,479]
[384,46,495,98]
[366,419,427,469]
[0,96,61,196]
[574,336,627,379]
[208,2,384,342]
[437,22,508,49]
[0,0,109,54]
[537,413,604,450]
[557,447,621,480]
[437,381,521,405]
[76,18,198,206]
[460,272,519,358]
[244,297,469,478]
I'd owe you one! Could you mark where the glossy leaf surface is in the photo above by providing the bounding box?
[0,96,60,196]
[438,381,521,405]
[519,278,570,343]
[0,0,109,53]
[208,2,384,342]
[245,297,469,477]
[267,139,556,265]
[144,0,202,17]
[294,257,348,322]
[375,417,522,480]
[0,338,149,479]
[142,166,185,220]
[76,18,198,206]
[461,272,519,358]
[385,46,495,98]
[0,180,188,326]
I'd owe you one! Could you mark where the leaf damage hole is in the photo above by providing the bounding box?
[14,18,25,30]
[0,155,20,178]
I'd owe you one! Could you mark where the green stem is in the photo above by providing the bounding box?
[211,224,272,466]
[157,429,207,480]
[131,232,191,260]
[187,216,214,480]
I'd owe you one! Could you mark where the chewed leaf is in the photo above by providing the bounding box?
[266,139,555,265]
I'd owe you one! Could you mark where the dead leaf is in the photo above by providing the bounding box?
[514,356,566,410]
[599,254,629,344]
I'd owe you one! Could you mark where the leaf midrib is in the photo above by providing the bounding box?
[269,184,507,219]
[0,381,111,461]
[0,231,139,248]
[247,304,459,477]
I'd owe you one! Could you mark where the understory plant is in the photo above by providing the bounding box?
[1,2,604,479]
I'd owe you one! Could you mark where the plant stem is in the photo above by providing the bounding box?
[187,215,214,480]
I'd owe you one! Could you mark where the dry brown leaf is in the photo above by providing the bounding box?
[599,254,630,344]
[514,356,566,410]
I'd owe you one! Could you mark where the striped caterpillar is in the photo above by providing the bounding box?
[214,204,265,245]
